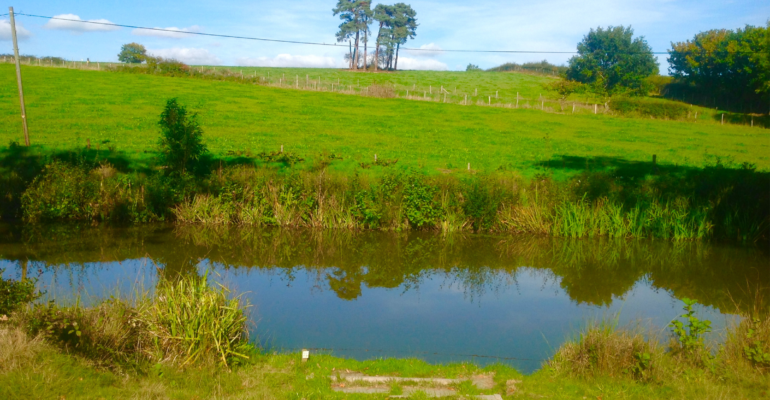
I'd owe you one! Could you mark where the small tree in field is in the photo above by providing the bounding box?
[118,43,147,64]
[566,26,658,96]
[158,98,208,174]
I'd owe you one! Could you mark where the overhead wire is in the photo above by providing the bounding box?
[9,13,766,55]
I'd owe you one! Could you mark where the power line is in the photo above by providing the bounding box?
[11,13,767,55]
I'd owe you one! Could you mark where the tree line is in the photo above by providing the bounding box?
[333,0,417,71]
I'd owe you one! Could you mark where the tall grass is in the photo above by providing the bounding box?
[17,272,252,370]
[11,160,765,241]
[137,272,251,367]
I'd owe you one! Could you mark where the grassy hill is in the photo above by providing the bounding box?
[1,64,767,177]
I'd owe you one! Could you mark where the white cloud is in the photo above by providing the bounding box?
[393,57,448,71]
[237,54,347,68]
[132,25,201,39]
[0,19,31,40]
[148,47,221,65]
[44,14,120,33]
[404,43,444,58]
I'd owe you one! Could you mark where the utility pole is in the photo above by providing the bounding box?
[9,7,30,146]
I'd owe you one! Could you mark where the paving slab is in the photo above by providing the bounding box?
[332,387,390,394]
[331,372,460,386]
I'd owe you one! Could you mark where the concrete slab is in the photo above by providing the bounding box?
[471,374,495,390]
[331,373,460,386]
[332,387,389,394]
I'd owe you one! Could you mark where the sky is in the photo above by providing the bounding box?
[1,0,768,72]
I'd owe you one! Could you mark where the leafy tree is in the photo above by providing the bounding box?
[566,26,658,96]
[390,3,418,70]
[372,3,417,71]
[117,42,147,64]
[668,24,769,113]
[466,63,481,71]
[373,4,396,71]
[333,1,372,70]
[158,98,208,174]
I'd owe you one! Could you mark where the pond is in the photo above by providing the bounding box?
[0,224,767,373]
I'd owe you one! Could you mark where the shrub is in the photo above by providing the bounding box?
[145,56,191,77]
[544,79,586,99]
[403,176,442,228]
[609,97,689,119]
[466,63,482,72]
[0,269,42,316]
[21,161,97,222]
[158,98,209,175]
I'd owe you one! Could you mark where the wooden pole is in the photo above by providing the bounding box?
[9,7,30,146]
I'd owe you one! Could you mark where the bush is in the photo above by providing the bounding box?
[158,98,209,175]
[145,56,191,77]
[0,269,42,316]
[21,161,98,222]
[545,79,586,99]
[466,63,482,72]
[609,97,689,119]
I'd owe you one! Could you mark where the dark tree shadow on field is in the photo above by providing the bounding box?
[538,155,770,243]
[711,112,770,129]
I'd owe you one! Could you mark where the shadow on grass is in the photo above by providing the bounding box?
[540,155,770,242]
[711,112,770,129]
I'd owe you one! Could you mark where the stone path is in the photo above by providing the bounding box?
[330,372,504,398]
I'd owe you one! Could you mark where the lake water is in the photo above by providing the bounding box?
[1,224,767,373]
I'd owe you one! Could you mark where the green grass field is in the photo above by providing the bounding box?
[1,64,768,177]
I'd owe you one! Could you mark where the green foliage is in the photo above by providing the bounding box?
[158,98,208,174]
[137,272,251,368]
[489,60,567,75]
[403,175,442,228]
[117,43,147,64]
[670,298,712,354]
[609,97,689,119]
[21,161,97,222]
[566,26,659,96]
[462,179,502,231]
[545,79,586,99]
[743,318,770,368]
[144,56,190,77]
[466,63,482,71]
[667,24,769,113]
[0,269,42,316]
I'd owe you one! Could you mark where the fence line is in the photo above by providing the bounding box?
[1,58,763,128]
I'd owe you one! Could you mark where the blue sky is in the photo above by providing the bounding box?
[1,0,767,72]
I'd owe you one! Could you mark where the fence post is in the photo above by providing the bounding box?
[721,113,724,125]
[594,104,597,114]
[516,92,519,108]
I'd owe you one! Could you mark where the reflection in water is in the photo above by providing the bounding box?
[0,224,768,372]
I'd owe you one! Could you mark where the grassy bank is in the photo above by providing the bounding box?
[1,273,768,399]
[1,65,768,177]
[2,149,768,241]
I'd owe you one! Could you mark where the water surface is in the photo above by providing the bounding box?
[1,224,767,373]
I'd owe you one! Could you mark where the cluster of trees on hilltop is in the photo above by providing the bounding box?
[333,0,417,71]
